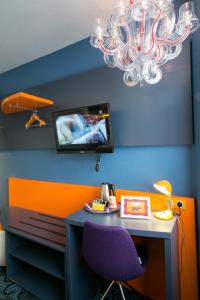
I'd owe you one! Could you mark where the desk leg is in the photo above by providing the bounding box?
[65,224,101,300]
[164,222,180,300]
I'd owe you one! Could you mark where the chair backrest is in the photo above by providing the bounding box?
[82,221,146,281]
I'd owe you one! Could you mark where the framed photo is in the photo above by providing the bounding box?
[120,196,151,219]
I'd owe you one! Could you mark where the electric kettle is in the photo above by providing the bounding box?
[100,183,110,202]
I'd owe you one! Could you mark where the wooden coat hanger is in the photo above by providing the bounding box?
[25,111,46,129]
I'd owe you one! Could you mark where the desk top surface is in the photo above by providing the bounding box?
[65,209,176,238]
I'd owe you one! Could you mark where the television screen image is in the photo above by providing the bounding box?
[56,113,107,145]
[52,103,113,153]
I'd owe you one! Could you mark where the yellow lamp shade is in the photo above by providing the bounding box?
[153,180,172,196]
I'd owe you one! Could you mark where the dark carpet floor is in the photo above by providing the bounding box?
[0,267,148,300]
[0,268,38,300]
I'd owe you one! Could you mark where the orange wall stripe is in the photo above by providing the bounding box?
[9,177,186,216]
[9,177,100,217]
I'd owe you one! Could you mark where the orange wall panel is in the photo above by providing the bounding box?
[9,177,100,217]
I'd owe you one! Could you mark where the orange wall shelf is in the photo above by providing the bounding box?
[1,92,54,114]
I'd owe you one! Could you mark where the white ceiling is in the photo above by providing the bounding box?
[0,0,112,74]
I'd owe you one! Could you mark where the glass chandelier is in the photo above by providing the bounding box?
[90,0,199,87]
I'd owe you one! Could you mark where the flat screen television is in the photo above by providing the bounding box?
[52,103,113,153]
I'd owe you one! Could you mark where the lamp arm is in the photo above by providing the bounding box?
[167,196,171,210]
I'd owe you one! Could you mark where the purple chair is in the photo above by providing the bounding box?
[82,221,148,300]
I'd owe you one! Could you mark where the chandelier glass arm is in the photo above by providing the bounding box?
[157,27,190,45]
[144,8,161,55]
[98,19,132,55]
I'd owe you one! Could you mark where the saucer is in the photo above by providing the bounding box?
[84,202,119,214]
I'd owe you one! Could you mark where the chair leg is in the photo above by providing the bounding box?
[101,280,115,300]
[118,282,126,300]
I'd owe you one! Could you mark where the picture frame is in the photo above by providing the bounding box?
[120,196,151,219]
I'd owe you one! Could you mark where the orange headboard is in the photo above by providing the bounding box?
[8,177,198,300]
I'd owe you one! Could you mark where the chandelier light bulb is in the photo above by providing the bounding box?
[90,0,199,87]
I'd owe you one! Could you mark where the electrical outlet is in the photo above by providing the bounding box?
[175,200,186,210]
[168,199,186,210]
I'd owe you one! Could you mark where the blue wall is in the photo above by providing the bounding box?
[192,0,200,270]
[0,36,193,212]
[0,152,10,223]
[5,147,192,195]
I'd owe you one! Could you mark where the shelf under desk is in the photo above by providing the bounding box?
[6,207,66,300]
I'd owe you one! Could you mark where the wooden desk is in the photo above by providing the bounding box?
[65,209,179,300]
